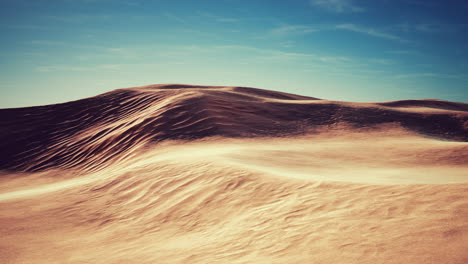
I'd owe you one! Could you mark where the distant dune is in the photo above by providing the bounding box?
[1,84,467,264]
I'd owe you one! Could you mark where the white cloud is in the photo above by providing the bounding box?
[386,50,418,55]
[393,22,460,34]
[163,13,186,23]
[267,23,406,42]
[216,17,239,22]
[197,12,240,23]
[368,58,395,65]
[280,41,296,48]
[310,0,364,13]
[30,40,67,46]
[212,45,317,59]
[8,24,51,30]
[318,56,351,63]
[44,14,112,23]
[270,25,319,36]
[35,64,122,72]
[396,73,468,80]
[211,45,358,66]
[336,24,404,41]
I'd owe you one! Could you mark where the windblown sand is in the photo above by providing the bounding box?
[1,84,467,263]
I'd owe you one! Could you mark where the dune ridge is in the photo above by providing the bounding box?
[1,84,467,172]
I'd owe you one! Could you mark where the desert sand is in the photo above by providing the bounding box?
[1,84,467,264]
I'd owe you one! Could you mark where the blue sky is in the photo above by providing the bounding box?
[1,0,468,107]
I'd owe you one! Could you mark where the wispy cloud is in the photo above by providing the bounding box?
[280,41,296,48]
[310,0,365,13]
[366,58,395,65]
[29,40,106,51]
[44,14,112,23]
[211,45,358,66]
[336,24,405,41]
[212,45,316,60]
[7,24,51,30]
[36,64,122,72]
[76,47,140,60]
[317,56,351,63]
[405,0,440,7]
[173,44,353,64]
[163,12,186,23]
[0,51,47,58]
[393,22,464,34]
[267,23,406,42]
[386,50,419,55]
[197,12,240,22]
[64,0,141,5]
[269,25,320,37]
[216,18,239,23]
[30,40,67,46]
[396,73,468,80]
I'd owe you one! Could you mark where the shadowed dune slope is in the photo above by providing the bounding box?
[1,84,467,171]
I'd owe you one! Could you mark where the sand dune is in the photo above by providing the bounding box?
[1,84,467,172]
[1,84,467,263]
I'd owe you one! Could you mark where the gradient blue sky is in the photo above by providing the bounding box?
[1,0,468,107]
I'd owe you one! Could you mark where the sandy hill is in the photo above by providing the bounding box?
[0,84,467,264]
[1,84,467,171]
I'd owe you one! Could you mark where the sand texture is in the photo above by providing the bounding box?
[1,84,467,263]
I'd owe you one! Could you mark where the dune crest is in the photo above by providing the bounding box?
[1,84,467,172]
